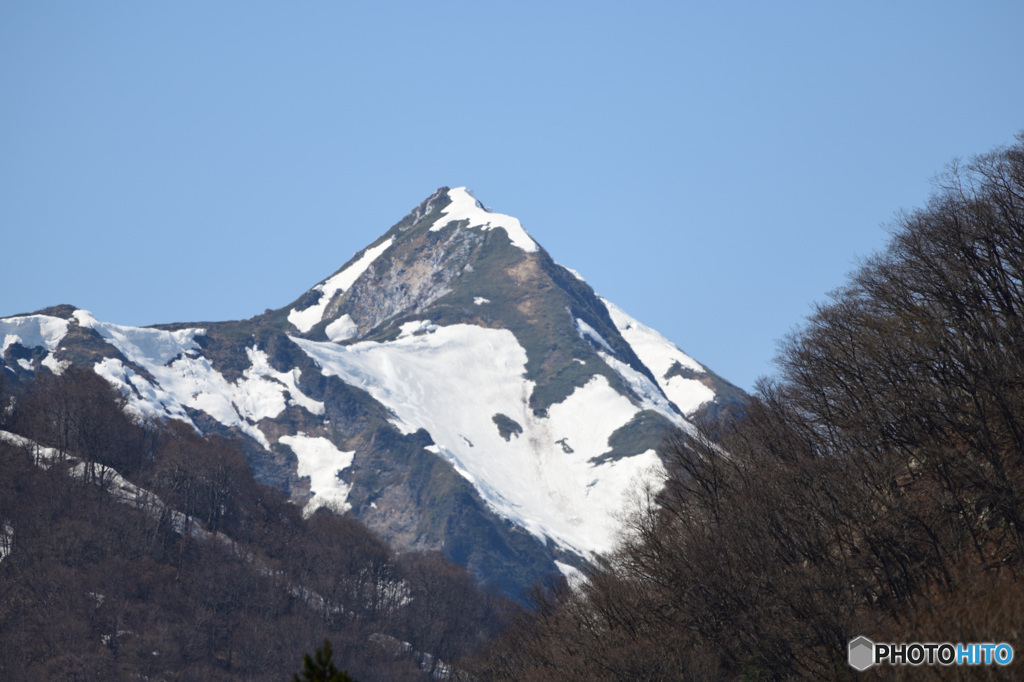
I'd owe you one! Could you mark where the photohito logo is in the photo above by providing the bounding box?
[849,636,1013,670]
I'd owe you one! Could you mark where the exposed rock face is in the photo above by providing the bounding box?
[341,227,486,337]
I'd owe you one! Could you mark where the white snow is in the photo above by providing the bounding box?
[560,264,587,282]
[601,298,715,415]
[430,188,538,253]
[575,318,615,354]
[279,434,355,516]
[0,430,65,466]
[0,314,69,355]
[77,312,323,447]
[397,320,437,338]
[40,354,69,374]
[554,561,586,588]
[0,521,11,563]
[74,309,204,365]
[473,297,490,305]
[597,351,691,431]
[289,238,394,333]
[573,317,692,428]
[0,430,216,543]
[292,323,665,557]
[325,314,358,342]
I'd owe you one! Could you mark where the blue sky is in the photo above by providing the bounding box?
[2,2,1022,391]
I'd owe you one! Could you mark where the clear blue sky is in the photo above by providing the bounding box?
[2,2,1022,391]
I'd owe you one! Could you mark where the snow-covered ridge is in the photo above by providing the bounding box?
[289,237,395,333]
[74,309,204,365]
[67,311,323,448]
[0,314,71,374]
[0,315,69,354]
[291,322,665,558]
[430,188,538,253]
[94,344,324,449]
[601,298,714,416]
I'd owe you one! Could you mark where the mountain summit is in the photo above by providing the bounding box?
[0,187,742,596]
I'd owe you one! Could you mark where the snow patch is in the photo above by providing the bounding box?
[289,238,394,333]
[41,354,69,374]
[575,318,614,354]
[280,434,355,516]
[473,297,490,305]
[430,188,538,253]
[601,298,715,416]
[554,561,586,588]
[398,320,438,338]
[597,351,690,430]
[560,264,586,282]
[0,521,12,563]
[325,314,358,342]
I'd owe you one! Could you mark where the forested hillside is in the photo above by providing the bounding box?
[472,137,1024,680]
[0,368,515,680]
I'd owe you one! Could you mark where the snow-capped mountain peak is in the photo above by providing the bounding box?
[1,187,743,597]
[430,187,538,253]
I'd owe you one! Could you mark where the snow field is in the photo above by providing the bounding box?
[292,323,666,557]
[601,298,715,415]
[74,311,323,448]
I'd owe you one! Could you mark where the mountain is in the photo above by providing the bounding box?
[0,186,743,597]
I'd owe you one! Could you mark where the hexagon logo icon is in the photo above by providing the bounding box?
[849,636,875,671]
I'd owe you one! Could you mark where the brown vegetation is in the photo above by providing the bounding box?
[0,366,514,680]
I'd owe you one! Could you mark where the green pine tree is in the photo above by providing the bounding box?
[292,639,356,682]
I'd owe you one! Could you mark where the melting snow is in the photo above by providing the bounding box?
[560,264,587,282]
[554,561,586,588]
[575,318,615,354]
[473,297,490,305]
[597,351,690,431]
[398,320,437,338]
[573,318,690,429]
[601,299,715,415]
[279,434,355,516]
[74,309,204,365]
[325,314,358,342]
[289,238,394,333]
[40,354,69,374]
[76,311,322,447]
[430,188,538,253]
[0,521,11,563]
[292,323,664,557]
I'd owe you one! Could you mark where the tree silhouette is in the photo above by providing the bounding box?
[292,639,356,682]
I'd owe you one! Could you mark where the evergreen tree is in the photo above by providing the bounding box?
[292,639,356,682]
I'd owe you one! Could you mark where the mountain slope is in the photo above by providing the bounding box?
[0,187,743,597]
